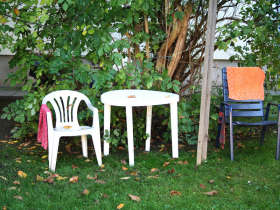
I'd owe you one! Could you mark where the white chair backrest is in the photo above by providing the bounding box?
[42,90,91,129]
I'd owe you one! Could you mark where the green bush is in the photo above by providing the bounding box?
[0,0,222,148]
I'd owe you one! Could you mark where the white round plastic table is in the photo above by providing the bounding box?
[101,89,179,166]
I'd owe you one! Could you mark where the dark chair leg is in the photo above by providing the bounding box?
[276,125,280,160]
[230,124,234,161]
[216,123,222,148]
[260,126,267,145]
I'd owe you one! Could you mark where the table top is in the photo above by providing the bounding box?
[101,89,179,107]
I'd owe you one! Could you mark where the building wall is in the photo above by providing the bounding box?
[0,54,238,88]
[212,59,238,86]
[0,55,13,87]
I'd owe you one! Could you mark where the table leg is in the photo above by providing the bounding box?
[104,104,111,156]
[126,106,134,166]
[170,102,179,158]
[145,106,152,152]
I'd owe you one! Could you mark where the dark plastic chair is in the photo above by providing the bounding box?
[216,67,280,160]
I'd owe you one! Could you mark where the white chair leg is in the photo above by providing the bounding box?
[104,104,111,156]
[81,135,88,158]
[170,102,179,158]
[145,106,152,152]
[50,136,60,172]
[48,136,53,169]
[92,132,102,166]
[126,106,134,166]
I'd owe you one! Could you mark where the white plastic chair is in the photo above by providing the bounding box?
[42,90,102,171]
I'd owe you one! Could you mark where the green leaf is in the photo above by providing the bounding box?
[62,2,68,11]
[174,11,184,20]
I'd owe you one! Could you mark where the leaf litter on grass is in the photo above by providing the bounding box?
[128,194,141,202]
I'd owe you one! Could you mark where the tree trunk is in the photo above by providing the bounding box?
[167,3,192,78]
[155,6,183,72]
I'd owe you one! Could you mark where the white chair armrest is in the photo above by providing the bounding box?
[87,104,100,129]
[46,112,54,132]
[87,104,98,114]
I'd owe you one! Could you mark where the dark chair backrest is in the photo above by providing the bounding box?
[222,67,264,121]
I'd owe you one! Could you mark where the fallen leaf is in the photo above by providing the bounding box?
[41,155,48,159]
[237,142,245,148]
[36,175,44,182]
[128,194,141,202]
[87,174,98,180]
[147,175,159,179]
[203,190,218,196]
[120,177,131,180]
[163,162,170,167]
[118,146,125,150]
[13,180,20,185]
[72,164,78,169]
[199,184,206,189]
[95,180,106,184]
[65,143,72,154]
[44,176,54,184]
[150,168,159,173]
[63,125,72,129]
[2,206,7,210]
[170,190,181,196]
[84,159,92,162]
[56,175,68,181]
[27,146,37,150]
[0,176,7,181]
[130,171,138,176]
[122,166,128,171]
[8,186,17,190]
[14,195,23,200]
[69,176,79,183]
[117,203,124,209]
[44,171,52,175]
[226,176,231,179]
[159,145,165,152]
[177,160,189,165]
[18,171,27,178]
[208,179,215,184]
[19,141,31,147]
[15,158,22,163]
[121,160,127,165]
[168,168,175,174]
[103,193,109,198]
[8,140,18,144]
[0,140,8,143]
[82,189,90,195]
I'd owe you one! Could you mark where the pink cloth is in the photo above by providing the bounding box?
[37,104,51,150]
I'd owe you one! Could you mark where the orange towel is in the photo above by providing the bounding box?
[227,67,265,100]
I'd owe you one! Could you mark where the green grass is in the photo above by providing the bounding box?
[1,132,280,210]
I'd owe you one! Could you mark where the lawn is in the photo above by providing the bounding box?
[1,131,280,209]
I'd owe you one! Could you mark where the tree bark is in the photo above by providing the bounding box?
[167,3,192,78]
[155,6,183,72]
[144,15,150,59]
